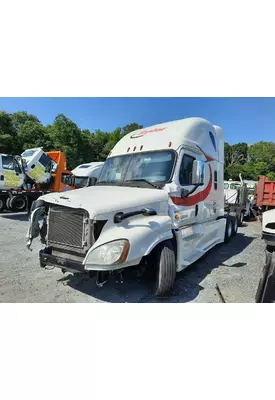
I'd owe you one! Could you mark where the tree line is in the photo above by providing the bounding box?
[224,142,275,181]
[1,110,274,180]
[0,110,142,169]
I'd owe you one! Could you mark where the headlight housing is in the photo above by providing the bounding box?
[86,239,129,265]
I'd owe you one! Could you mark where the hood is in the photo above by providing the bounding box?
[38,185,169,219]
[262,209,275,235]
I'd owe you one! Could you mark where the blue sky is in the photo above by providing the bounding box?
[0,97,274,144]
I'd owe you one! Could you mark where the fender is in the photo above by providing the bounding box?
[83,214,173,270]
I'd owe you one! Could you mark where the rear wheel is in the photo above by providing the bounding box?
[6,197,12,210]
[154,240,176,298]
[10,195,27,212]
[0,197,6,212]
[238,211,244,227]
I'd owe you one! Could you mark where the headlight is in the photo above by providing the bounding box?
[86,239,129,265]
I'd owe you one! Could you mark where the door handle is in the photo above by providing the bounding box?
[195,204,198,216]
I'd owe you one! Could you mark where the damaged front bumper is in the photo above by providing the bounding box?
[39,247,85,273]
[39,247,125,286]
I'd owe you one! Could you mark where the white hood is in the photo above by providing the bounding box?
[262,209,275,234]
[38,185,169,219]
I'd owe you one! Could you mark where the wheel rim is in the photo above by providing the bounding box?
[0,199,4,209]
[14,198,26,210]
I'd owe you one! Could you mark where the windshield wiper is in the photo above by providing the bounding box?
[124,179,160,189]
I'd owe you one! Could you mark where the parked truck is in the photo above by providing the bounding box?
[71,162,104,189]
[0,148,75,212]
[27,117,242,298]
[224,177,255,222]
[255,208,275,302]
[253,175,275,217]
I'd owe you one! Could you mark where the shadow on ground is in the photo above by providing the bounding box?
[62,230,256,303]
[0,212,28,221]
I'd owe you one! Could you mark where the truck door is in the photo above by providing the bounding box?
[171,149,203,226]
[0,155,24,190]
[169,149,205,266]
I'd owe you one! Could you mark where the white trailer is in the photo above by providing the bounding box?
[27,117,239,298]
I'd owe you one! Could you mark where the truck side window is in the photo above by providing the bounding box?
[2,155,15,170]
[179,154,195,186]
[214,170,218,190]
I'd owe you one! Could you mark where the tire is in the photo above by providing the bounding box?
[224,215,233,243]
[154,240,176,298]
[10,195,27,212]
[238,212,244,227]
[232,216,238,237]
[0,197,6,212]
[6,197,12,210]
[229,212,238,237]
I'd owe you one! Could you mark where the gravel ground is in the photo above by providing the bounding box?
[0,211,265,303]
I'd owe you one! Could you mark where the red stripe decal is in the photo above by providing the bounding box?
[171,165,212,206]
[170,145,214,207]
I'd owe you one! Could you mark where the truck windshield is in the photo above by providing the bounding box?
[97,150,176,186]
[74,177,89,188]
[22,150,35,157]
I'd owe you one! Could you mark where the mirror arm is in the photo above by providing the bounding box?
[181,182,203,198]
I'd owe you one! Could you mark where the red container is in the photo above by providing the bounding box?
[256,176,275,207]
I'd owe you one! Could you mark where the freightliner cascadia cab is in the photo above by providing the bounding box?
[27,117,236,298]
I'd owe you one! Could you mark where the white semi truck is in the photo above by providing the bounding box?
[71,162,104,188]
[27,117,241,298]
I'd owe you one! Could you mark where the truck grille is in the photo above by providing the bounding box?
[47,205,87,250]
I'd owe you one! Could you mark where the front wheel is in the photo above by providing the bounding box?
[154,240,176,298]
[224,216,233,242]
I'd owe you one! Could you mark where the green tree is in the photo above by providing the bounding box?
[224,142,248,167]
[11,111,40,132]
[0,111,16,153]
[47,114,96,169]
[121,122,143,136]
[89,130,110,161]
[17,121,47,150]
[248,141,275,171]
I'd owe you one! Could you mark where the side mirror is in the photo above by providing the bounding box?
[192,160,204,185]
[181,188,190,198]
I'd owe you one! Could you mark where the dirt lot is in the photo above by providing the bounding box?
[0,211,265,303]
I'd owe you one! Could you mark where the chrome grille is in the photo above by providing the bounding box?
[47,205,86,250]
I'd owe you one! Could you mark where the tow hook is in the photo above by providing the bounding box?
[96,271,109,287]
[114,269,124,284]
